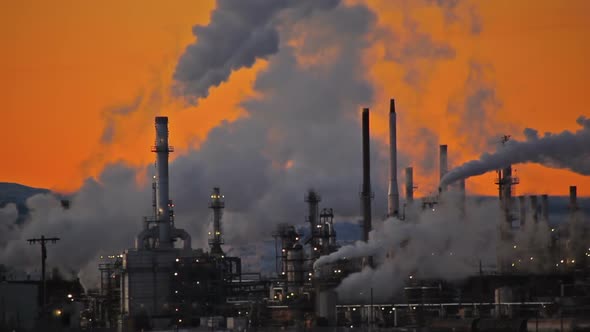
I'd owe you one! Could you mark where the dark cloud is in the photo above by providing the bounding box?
[173,0,340,104]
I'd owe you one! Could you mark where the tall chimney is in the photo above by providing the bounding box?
[405,167,413,204]
[153,116,173,248]
[529,195,538,223]
[361,108,372,242]
[209,187,225,257]
[569,186,578,213]
[388,99,400,218]
[439,145,448,192]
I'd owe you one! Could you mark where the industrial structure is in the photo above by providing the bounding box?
[94,105,588,331]
[5,95,589,331]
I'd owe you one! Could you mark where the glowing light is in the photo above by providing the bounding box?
[173,272,178,276]
[67,294,72,299]
[175,258,179,262]
[409,275,413,279]
[513,245,517,249]
[530,257,534,260]
[54,309,62,317]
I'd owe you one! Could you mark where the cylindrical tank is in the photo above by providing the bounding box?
[315,289,337,325]
[494,287,513,318]
[287,244,304,286]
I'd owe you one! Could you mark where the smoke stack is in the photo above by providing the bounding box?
[529,195,538,223]
[209,187,225,257]
[569,186,578,213]
[405,167,413,204]
[439,145,448,192]
[541,194,549,223]
[153,116,173,248]
[387,99,400,218]
[361,108,372,242]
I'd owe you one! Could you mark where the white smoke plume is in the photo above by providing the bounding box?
[441,116,590,188]
[1,1,488,288]
[315,191,570,302]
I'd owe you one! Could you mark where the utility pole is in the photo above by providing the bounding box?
[27,236,60,312]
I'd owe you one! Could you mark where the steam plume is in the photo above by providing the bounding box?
[441,116,590,187]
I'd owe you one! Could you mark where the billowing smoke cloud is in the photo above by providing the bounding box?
[0,164,151,286]
[1,1,495,288]
[441,116,590,187]
[1,2,380,287]
[173,0,339,103]
[314,192,566,302]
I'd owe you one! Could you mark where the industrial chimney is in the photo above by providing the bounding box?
[569,186,578,213]
[361,108,372,242]
[405,167,413,204]
[387,99,400,218]
[529,195,538,223]
[439,145,448,192]
[153,116,174,248]
[209,187,225,257]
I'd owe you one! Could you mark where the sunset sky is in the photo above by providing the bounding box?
[1,0,589,197]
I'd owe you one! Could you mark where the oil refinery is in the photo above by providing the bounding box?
[2,101,590,332]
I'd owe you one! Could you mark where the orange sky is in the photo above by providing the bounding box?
[1,0,589,197]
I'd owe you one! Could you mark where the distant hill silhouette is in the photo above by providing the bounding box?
[0,182,50,223]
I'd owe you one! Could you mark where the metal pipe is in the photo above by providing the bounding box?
[154,116,173,248]
[405,167,413,204]
[361,108,372,242]
[388,99,400,217]
[439,145,448,192]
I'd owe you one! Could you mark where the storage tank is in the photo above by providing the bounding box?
[287,244,304,287]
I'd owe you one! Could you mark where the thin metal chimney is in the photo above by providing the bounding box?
[305,190,321,258]
[405,167,413,204]
[209,187,225,257]
[569,186,578,213]
[153,116,174,248]
[361,108,372,242]
[529,195,538,223]
[439,145,448,192]
[387,99,400,218]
